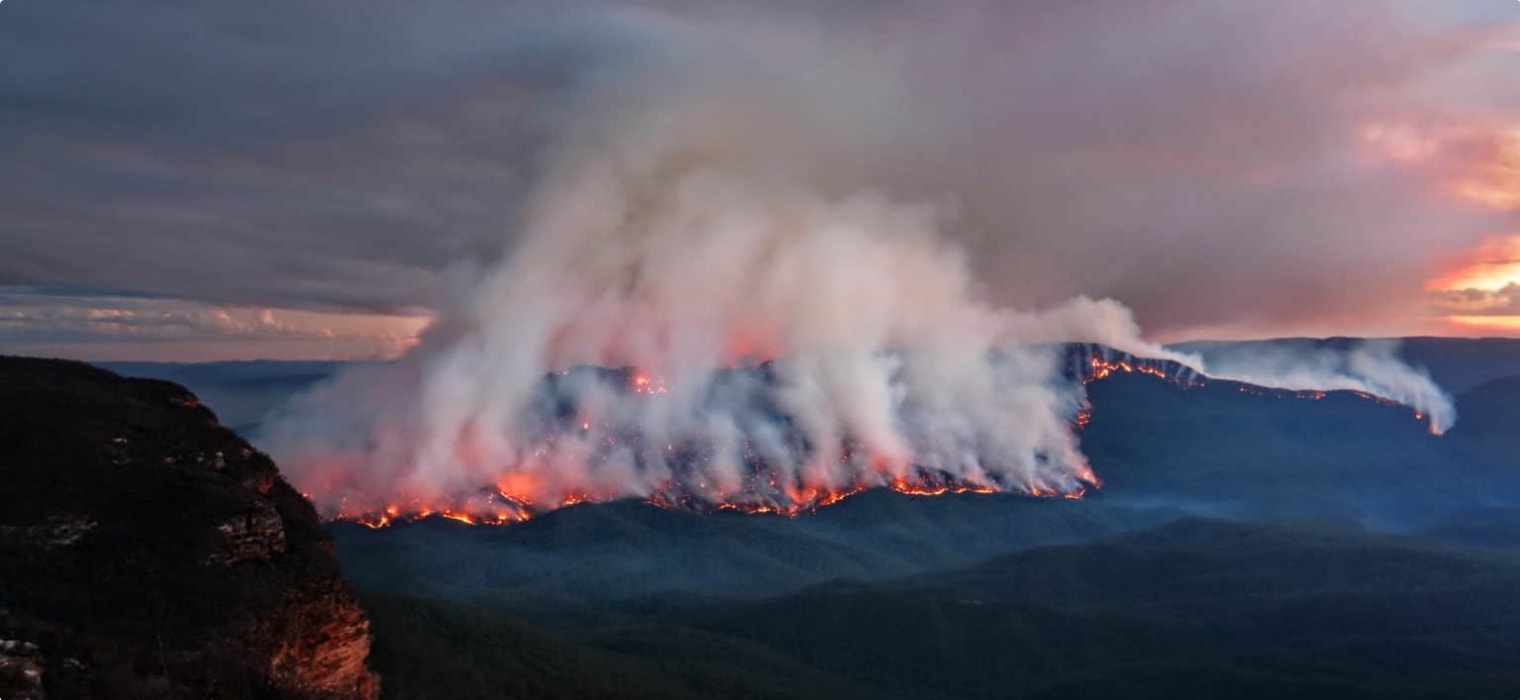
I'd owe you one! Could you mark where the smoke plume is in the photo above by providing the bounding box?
[261,6,1457,518]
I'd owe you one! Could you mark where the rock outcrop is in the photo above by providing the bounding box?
[0,357,378,700]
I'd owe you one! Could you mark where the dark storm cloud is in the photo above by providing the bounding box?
[1,0,1517,354]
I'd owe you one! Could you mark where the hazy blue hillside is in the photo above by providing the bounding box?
[1419,506,1520,550]
[98,360,354,432]
[1079,373,1518,526]
[1449,375,1520,440]
[1399,337,1520,393]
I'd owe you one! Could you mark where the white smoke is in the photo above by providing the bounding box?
[260,10,1455,516]
[1187,340,1456,433]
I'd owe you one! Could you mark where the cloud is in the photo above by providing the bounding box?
[0,0,1516,356]
[1432,282,1520,316]
[0,288,425,361]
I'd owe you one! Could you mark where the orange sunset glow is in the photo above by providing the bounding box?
[1428,235,1520,335]
[1446,315,1520,331]
[1375,119,1520,337]
[1430,236,1520,292]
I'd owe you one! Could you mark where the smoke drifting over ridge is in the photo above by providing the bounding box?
[262,7,1457,518]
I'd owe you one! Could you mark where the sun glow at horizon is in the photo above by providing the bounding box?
[1445,315,1520,332]
[1425,234,1520,336]
[1428,235,1520,293]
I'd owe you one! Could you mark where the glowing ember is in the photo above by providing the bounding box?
[630,372,668,395]
[1073,348,1203,388]
[340,465,1050,528]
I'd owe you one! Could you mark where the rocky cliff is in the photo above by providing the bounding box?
[0,357,378,700]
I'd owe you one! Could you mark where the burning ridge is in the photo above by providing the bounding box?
[336,361,1070,529]
[328,344,1425,529]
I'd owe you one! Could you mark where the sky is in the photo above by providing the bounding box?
[1,0,1518,361]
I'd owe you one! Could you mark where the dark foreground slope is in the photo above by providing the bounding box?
[0,357,378,700]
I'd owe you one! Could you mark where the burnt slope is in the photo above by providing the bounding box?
[0,356,378,700]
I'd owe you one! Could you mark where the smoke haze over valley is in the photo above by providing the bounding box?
[240,5,1465,521]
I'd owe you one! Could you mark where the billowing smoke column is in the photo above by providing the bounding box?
[261,12,1454,523]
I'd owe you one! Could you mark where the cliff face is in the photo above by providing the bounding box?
[0,357,378,700]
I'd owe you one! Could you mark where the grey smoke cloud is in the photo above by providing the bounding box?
[1193,340,1456,433]
[257,8,1459,516]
